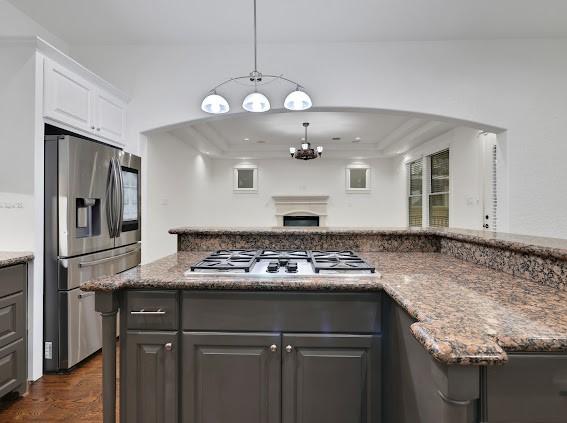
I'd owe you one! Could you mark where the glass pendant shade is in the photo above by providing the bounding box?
[201,93,229,114]
[289,147,296,155]
[242,92,271,112]
[284,89,313,111]
[316,146,323,153]
[301,142,309,150]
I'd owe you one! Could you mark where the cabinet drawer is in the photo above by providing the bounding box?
[124,291,178,330]
[0,293,25,349]
[183,292,382,333]
[0,264,26,298]
[0,338,25,398]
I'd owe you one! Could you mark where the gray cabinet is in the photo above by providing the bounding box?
[486,354,567,422]
[124,331,178,423]
[0,263,27,398]
[182,332,281,423]
[282,334,381,423]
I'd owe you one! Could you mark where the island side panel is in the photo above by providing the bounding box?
[95,291,119,423]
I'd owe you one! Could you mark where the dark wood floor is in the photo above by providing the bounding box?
[0,351,117,422]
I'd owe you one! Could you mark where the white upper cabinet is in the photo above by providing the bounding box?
[94,90,126,144]
[44,59,95,133]
[43,57,127,146]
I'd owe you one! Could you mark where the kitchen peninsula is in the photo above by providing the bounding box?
[83,228,567,423]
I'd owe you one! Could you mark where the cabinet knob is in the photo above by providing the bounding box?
[285,345,293,353]
[270,344,277,352]
[165,342,173,352]
[91,125,95,130]
[96,127,101,131]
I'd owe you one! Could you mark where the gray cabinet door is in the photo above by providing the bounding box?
[282,333,381,423]
[182,332,281,423]
[125,331,178,423]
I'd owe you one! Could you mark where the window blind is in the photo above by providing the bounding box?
[408,159,423,227]
[429,149,449,227]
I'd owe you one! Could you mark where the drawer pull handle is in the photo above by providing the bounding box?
[130,309,166,315]
[165,342,173,352]
[285,345,293,353]
[78,292,95,299]
[79,249,138,267]
[270,344,277,352]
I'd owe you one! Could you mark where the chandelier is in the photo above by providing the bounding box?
[200,0,312,114]
[290,123,323,160]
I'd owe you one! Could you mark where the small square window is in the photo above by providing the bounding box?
[346,165,370,192]
[237,169,254,189]
[233,165,258,192]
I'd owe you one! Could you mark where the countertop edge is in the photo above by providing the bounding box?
[0,252,34,269]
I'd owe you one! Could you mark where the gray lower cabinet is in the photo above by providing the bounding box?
[182,332,281,423]
[486,354,567,422]
[282,334,381,423]
[0,263,27,398]
[124,331,178,423]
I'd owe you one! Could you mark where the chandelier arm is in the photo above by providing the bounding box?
[208,74,304,93]
[208,76,255,92]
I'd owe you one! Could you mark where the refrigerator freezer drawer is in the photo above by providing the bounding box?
[58,243,141,290]
[61,288,102,369]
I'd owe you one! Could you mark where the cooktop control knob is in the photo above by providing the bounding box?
[278,258,289,267]
[286,261,298,273]
[267,261,280,273]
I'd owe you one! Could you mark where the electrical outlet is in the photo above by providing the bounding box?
[45,341,53,359]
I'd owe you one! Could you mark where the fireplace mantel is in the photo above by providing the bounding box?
[272,195,329,226]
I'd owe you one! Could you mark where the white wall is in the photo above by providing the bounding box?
[70,39,567,239]
[0,0,69,52]
[143,131,214,262]
[205,157,406,227]
[0,44,36,251]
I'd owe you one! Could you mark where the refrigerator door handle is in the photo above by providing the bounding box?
[106,159,116,238]
[116,157,124,238]
[110,157,121,238]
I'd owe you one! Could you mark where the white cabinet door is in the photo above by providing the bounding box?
[94,90,126,145]
[44,59,95,133]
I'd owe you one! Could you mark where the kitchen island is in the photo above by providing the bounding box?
[82,228,567,423]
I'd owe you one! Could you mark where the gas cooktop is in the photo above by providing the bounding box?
[187,249,378,278]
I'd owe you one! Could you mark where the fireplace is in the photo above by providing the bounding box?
[283,216,320,227]
[272,195,329,227]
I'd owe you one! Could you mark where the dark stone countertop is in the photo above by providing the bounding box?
[81,250,567,366]
[169,226,567,261]
[0,252,34,269]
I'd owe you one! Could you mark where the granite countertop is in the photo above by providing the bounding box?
[169,226,567,260]
[0,252,34,268]
[81,250,567,366]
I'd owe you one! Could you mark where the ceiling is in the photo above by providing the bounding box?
[167,110,463,159]
[10,0,567,45]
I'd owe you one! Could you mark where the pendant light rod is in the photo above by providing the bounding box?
[253,0,258,72]
[304,122,310,145]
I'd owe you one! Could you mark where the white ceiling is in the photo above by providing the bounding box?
[9,0,567,45]
[168,110,462,159]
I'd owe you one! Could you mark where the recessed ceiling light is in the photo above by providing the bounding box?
[332,137,341,141]
[355,137,361,141]
[257,140,266,144]
[243,138,250,141]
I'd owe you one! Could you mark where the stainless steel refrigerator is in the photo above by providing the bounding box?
[44,133,141,372]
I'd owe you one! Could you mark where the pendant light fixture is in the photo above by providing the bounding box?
[290,122,323,160]
[201,0,312,114]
